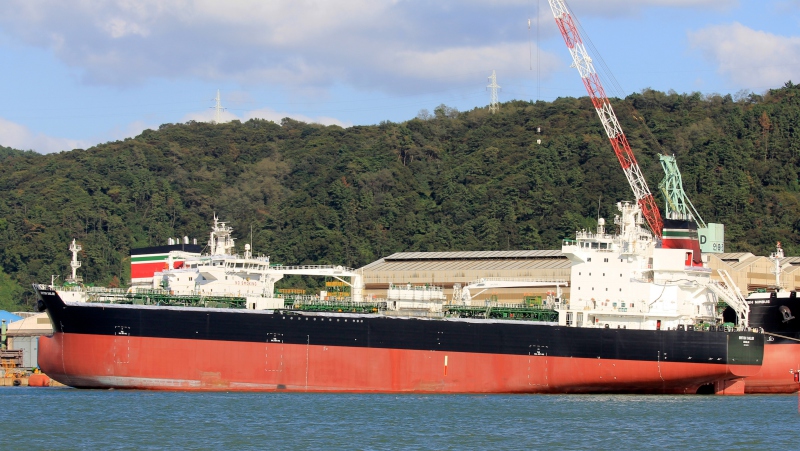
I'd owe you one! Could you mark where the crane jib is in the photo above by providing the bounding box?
[549,0,665,238]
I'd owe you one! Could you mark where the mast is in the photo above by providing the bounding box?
[547,0,664,237]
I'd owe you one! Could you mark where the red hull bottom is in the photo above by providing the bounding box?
[39,333,755,394]
[744,343,800,394]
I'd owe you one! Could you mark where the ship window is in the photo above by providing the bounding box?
[602,273,605,276]
[619,288,622,292]
[605,288,608,291]
[604,258,608,262]
[587,258,592,262]
[592,243,599,249]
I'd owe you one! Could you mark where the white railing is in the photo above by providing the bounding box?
[273,265,357,273]
[467,277,567,285]
[707,269,749,328]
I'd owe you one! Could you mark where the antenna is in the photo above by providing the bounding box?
[67,239,82,284]
[487,70,500,114]
[528,18,532,71]
[537,0,540,101]
[211,89,226,124]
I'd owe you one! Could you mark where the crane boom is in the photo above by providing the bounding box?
[548,0,664,237]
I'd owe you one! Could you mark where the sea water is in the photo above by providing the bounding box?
[1,388,798,450]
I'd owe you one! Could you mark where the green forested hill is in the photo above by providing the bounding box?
[1,83,799,310]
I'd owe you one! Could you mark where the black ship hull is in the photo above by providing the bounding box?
[36,287,763,394]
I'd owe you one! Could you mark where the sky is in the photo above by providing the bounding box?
[0,0,798,154]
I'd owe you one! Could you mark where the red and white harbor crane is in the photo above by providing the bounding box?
[547,0,664,237]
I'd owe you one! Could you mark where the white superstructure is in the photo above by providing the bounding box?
[559,201,723,330]
[53,216,364,309]
[151,216,363,309]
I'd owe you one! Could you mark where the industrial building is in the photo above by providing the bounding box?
[358,250,800,304]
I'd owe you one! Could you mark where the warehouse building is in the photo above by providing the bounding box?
[359,250,571,303]
[708,252,800,293]
[357,249,800,304]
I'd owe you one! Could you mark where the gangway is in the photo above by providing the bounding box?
[451,277,567,305]
[706,269,749,328]
[271,265,363,303]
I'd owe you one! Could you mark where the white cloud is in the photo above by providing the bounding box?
[0,117,88,153]
[0,0,734,93]
[553,0,736,17]
[688,23,800,87]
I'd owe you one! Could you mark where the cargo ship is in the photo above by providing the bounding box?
[728,243,800,393]
[35,206,764,394]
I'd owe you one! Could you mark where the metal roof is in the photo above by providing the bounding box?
[783,257,800,266]
[360,250,569,272]
[382,250,564,261]
[714,252,756,263]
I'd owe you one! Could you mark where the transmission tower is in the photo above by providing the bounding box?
[211,89,226,124]
[487,70,500,114]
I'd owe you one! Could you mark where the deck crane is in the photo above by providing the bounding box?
[658,155,706,228]
[659,154,725,253]
[547,0,664,237]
